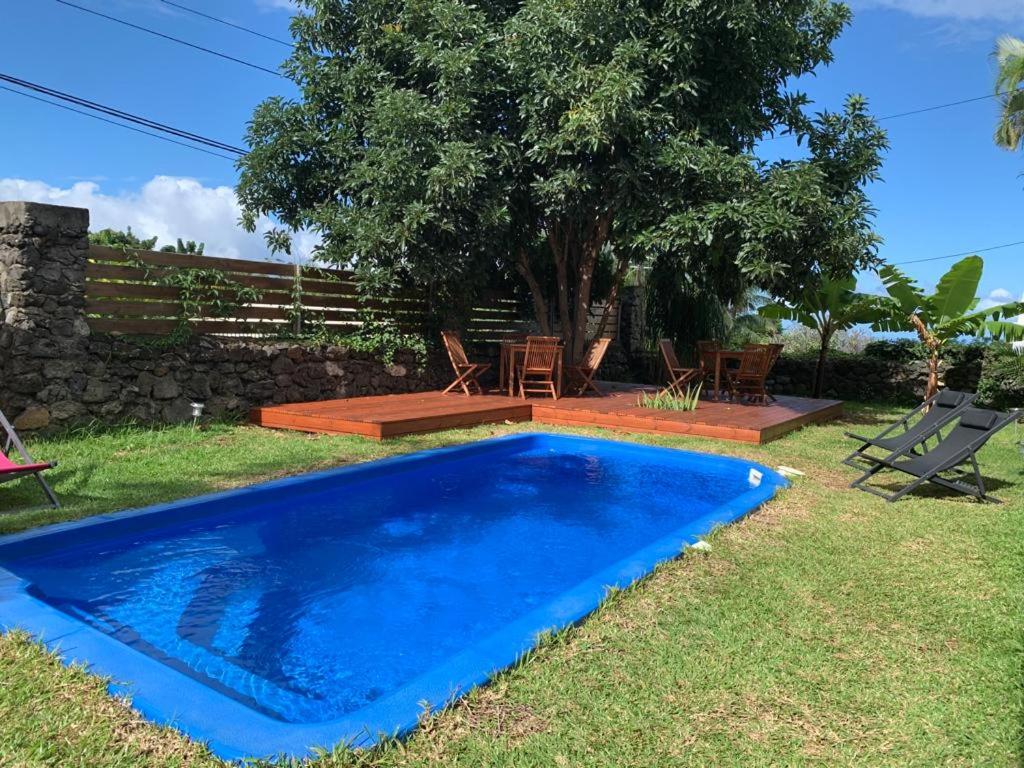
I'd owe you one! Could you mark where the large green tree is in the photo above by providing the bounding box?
[238,0,873,362]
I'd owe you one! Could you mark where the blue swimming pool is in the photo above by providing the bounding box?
[0,433,786,760]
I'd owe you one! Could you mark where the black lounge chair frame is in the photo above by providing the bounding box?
[850,407,1020,503]
[842,389,975,470]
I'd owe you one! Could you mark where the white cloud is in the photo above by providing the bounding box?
[978,287,1021,311]
[852,0,1024,21]
[0,176,320,263]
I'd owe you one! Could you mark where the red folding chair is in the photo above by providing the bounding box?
[0,409,59,508]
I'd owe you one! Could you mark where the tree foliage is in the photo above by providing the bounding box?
[994,35,1024,152]
[89,227,158,251]
[88,230,205,255]
[874,256,1024,399]
[646,94,886,354]
[160,238,206,255]
[237,0,881,361]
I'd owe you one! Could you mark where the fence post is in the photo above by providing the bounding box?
[292,263,302,336]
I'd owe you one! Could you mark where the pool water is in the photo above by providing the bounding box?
[0,433,787,759]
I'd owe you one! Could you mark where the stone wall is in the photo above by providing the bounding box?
[767,352,983,404]
[0,201,448,433]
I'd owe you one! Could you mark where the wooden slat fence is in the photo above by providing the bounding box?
[85,245,547,341]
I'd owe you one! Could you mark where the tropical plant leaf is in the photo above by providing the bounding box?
[979,319,1024,342]
[870,306,911,334]
[878,264,923,313]
[932,255,982,324]
[758,303,803,322]
[956,300,1024,326]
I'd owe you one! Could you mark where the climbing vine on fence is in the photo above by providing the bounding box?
[127,253,263,344]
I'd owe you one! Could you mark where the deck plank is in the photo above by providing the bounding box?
[251,385,842,444]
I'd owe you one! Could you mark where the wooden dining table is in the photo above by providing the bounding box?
[499,340,564,398]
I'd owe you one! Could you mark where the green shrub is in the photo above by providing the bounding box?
[862,338,926,360]
[976,343,1024,410]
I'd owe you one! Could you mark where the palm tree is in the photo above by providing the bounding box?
[994,35,1024,151]
[874,256,1024,400]
[759,275,881,399]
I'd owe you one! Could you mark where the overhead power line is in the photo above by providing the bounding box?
[764,89,1021,144]
[875,92,1006,121]
[4,77,1022,265]
[892,239,1024,266]
[0,73,247,155]
[0,86,238,161]
[53,0,286,78]
[155,0,294,48]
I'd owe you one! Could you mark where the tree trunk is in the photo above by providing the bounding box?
[524,211,614,364]
[514,248,552,336]
[925,352,940,401]
[908,313,941,401]
[813,329,831,399]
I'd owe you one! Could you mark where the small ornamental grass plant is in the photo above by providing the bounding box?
[637,384,702,411]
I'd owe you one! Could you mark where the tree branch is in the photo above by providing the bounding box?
[515,247,552,335]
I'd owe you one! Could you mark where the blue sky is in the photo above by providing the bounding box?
[1,0,1022,306]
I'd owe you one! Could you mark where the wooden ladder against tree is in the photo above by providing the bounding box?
[518,336,562,399]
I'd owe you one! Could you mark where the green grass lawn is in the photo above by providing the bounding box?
[0,405,1022,767]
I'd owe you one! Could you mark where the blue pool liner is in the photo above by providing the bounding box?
[0,433,788,760]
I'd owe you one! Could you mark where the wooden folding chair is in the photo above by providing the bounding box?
[441,330,491,395]
[566,337,611,397]
[0,409,59,509]
[498,332,528,394]
[725,344,774,405]
[517,336,562,399]
[659,339,701,394]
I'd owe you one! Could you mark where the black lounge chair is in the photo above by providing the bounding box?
[842,389,975,469]
[850,406,1020,503]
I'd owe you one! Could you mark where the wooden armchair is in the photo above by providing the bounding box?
[659,339,701,394]
[726,344,774,405]
[441,330,491,395]
[566,337,611,397]
[517,336,562,399]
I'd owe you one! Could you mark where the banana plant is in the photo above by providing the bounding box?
[874,255,1024,400]
[759,274,882,398]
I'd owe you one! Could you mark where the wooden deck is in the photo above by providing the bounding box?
[252,383,842,444]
